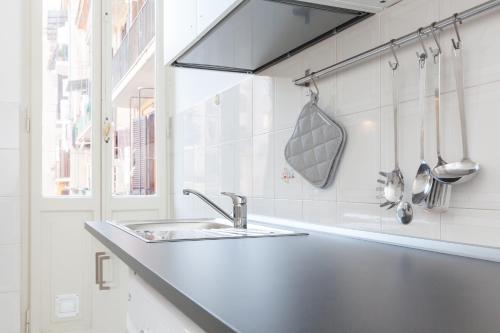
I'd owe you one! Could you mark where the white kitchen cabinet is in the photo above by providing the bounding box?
[127,271,206,333]
[163,0,240,65]
[91,237,129,333]
[164,0,198,65]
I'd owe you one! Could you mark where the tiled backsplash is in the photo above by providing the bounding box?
[170,0,500,248]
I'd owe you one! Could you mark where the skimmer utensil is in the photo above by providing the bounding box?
[378,61,404,209]
[426,52,451,212]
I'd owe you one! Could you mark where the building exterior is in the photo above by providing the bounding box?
[42,0,156,196]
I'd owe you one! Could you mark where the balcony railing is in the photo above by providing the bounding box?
[73,99,91,147]
[112,0,155,88]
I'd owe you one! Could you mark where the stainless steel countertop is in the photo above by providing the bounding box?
[85,220,500,333]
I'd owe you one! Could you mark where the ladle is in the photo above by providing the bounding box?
[432,38,479,183]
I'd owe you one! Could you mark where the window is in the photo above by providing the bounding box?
[41,0,156,196]
[42,0,93,196]
[111,0,156,196]
[112,88,156,195]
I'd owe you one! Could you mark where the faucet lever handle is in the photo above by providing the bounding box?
[221,192,247,205]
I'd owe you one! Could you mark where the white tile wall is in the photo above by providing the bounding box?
[252,133,274,198]
[439,0,500,92]
[0,150,20,196]
[0,198,20,245]
[381,206,440,239]
[0,1,22,103]
[205,146,221,196]
[252,77,274,135]
[440,82,500,210]
[220,80,253,142]
[274,77,304,131]
[0,292,20,333]
[171,0,500,250]
[336,16,380,115]
[380,0,440,105]
[234,138,253,195]
[0,245,21,292]
[337,202,381,232]
[336,109,380,203]
[247,197,274,217]
[302,38,336,117]
[0,102,20,149]
[0,1,22,331]
[274,129,303,200]
[274,199,302,221]
[442,209,500,248]
[303,200,336,226]
[220,143,235,192]
[302,179,336,202]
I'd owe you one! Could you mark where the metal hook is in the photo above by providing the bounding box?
[388,40,399,71]
[309,74,319,103]
[451,13,462,49]
[429,22,442,57]
[416,28,428,61]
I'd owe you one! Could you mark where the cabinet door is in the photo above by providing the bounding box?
[197,0,237,33]
[91,237,129,333]
[164,0,198,64]
[128,271,206,332]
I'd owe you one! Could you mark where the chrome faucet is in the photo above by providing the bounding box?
[182,189,247,229]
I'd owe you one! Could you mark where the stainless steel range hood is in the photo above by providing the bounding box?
[172,0,372,73]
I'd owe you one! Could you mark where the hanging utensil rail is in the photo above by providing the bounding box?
[294,0,500,86]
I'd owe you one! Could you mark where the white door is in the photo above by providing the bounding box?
[29,0,167,332]
[101,0,167,223]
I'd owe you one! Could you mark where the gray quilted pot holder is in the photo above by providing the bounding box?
[284,99,346,189]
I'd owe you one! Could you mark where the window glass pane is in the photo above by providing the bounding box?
[111,0,156,196]
[42,0,93,196]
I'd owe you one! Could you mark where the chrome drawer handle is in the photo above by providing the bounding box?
[95,252,111,291]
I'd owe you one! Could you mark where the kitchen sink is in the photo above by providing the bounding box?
[107,218,307,242]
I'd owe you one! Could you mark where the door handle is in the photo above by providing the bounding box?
[95,251,111,291]
[95,252,104,284]
[103,117,113,143]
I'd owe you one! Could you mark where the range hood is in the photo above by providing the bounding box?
[172,0,373,73]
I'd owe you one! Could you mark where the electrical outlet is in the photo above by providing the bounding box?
[55,294,80,319]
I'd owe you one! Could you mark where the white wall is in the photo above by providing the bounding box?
[0,0,23,332]
[170,0,500,249]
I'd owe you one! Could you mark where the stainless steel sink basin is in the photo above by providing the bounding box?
[107,218,306,242]
[124,221,230,232]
